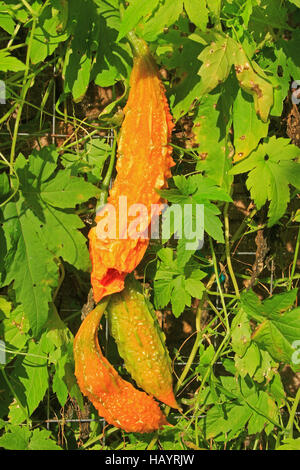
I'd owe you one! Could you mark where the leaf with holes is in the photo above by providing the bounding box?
[233,47,273,123]
[194,79,235,191]
[197,34,236,95]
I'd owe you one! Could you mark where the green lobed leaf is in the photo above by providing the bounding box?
[64,50,92,102]
[196,32,273,122]
[27,429,62,450]
[61,138,111,184]
[171,275,191,317]
[9,333,50,421]
[246,391,279,435]
[249,0,289,34]
[153,248,206,317]
[117,0,160,41]
[277,438,300,451]
[29,4,69,64]
[0,425,31,450]
[160,174,231,245]
[2,147,99,335]
[39,170,98,208]
[197,34,236,95]
[276,30,300,81]
[140,0,184,42]
[155,31,205,120]
[241,289,300,369]
[253,349,275,383]
[235,342,261,379]
[0,51,25,72]
[0,426,62,450]
[258,45,292,118]
[3,197,59,337]
[230,137,300,226]
[252,306,300,369]
[0,9,15,34]
[92,15,132,88]
[62,0,101,100]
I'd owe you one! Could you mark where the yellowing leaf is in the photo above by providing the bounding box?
[196,32,274,123]
[233,89,269,162]
[233,48,273,122]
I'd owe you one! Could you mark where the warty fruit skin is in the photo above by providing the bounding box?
[88,44,175,303]
[106,277,179,410]
[73,299,169,433]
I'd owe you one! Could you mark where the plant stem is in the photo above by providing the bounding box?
[7,23,21,48]
[184,238,232,427]
[53,260,66,302]
[147,433,159,450]
[206,298,226,329]
[60,129,100,150]
[80,426,118,449]
[230,208,258,246]
[206,290,236,298]
[284,386,300,439]
[9,17,37,172]
[174,306,202,394]
[224,202,240,298]
[209,238,229,328]
[127,31,149,58]
[0,103,18,125]
[175,232,236,400]
[175,274,217,394]
[20,0,37,16]
[97,129,117,209]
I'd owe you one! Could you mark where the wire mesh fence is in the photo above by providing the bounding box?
[1,62,298,448]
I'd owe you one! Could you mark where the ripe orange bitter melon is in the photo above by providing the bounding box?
[88,38,175,303]
[106,277,179,410]
[73,298,169,433]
